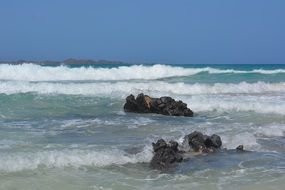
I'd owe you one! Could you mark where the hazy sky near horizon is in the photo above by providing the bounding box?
[0,0,284,64]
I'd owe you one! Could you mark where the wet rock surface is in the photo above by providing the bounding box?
[236,145,244,151]
[124,93,194,117]
[150,139,183,169]
[183,131,222,153]
[150,131,245,169]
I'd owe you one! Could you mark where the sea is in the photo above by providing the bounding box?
[0,63,284,190]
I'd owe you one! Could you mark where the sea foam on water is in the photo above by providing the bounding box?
[1,63,285,81]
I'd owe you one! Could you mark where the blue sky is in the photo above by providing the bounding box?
[0,0,284,64]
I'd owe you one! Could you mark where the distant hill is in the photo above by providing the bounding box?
[63,58,125,65]
[0,58,126,65]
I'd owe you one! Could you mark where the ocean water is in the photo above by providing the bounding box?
[0,63,285,190]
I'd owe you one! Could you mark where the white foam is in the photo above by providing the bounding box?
[0,81,284,115]
[256,125,285,137]
[186,95,285,115]
[0,64,197,81]
[0,146,153,173]
[59,117,155,129]
[0,81,284,96]
[0,64,284,81]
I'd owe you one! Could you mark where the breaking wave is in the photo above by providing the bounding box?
[0,81,284,95]
[187,95,285,115]
[0,146,152,173]
[0,81,284,115]
[0,64,285,81]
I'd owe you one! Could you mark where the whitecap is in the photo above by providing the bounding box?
[256,124,285,137]
[0,146,153,173]
[0,64,285,81]
[0,81,284,95]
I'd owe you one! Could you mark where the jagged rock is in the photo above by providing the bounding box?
[124,93,194,117]
[150,139,183,169]
[150,131,222,169]
[183,131,222,153]
[149,131,249,170]
[205,134,222,148]
[236,145,244,151]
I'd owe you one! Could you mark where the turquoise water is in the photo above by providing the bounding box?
[0,63,285,190]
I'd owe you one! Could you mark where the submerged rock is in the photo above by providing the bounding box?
[124,93,194,117]
[150,139,183,169]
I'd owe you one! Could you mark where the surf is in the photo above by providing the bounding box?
[1,64,285,81]
[0,81,284,95]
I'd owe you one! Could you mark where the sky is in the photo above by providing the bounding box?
[0,0,284,64]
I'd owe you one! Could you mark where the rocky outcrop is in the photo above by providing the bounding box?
[150,131,228,169]
[124,93,194,117]
[183,131,222,153]
[150,139,183,169]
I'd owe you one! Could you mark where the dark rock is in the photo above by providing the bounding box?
[124,93,193,117]
[152,139,167,152]
[123,94,137,112]
[184,131,222,152]
[236,145,244,151]
[169,140,179,152]
[185,131,206,151]
[149,131,222,169]
[150,139,183,169]
[204,134,222,148]
[160,97,174,104]
[149,131,250,170]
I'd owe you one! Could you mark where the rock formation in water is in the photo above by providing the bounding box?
[183,131,222,153]
[150,131,245,169]
[150,139,183,169]
[124,93,194,117]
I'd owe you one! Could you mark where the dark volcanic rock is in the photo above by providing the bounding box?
[149,131,249,170]
[150,131,222,169]
[205,134,222,149]
[150,139,183,169]
[124,93,194,117]
[184,131,222,153]
[236,145,244,151]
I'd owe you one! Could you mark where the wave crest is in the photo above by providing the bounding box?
[0,64,285,81]
[0,81,284,95]
[0,146,153,173]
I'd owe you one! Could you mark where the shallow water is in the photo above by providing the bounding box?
[0,63,284,190]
